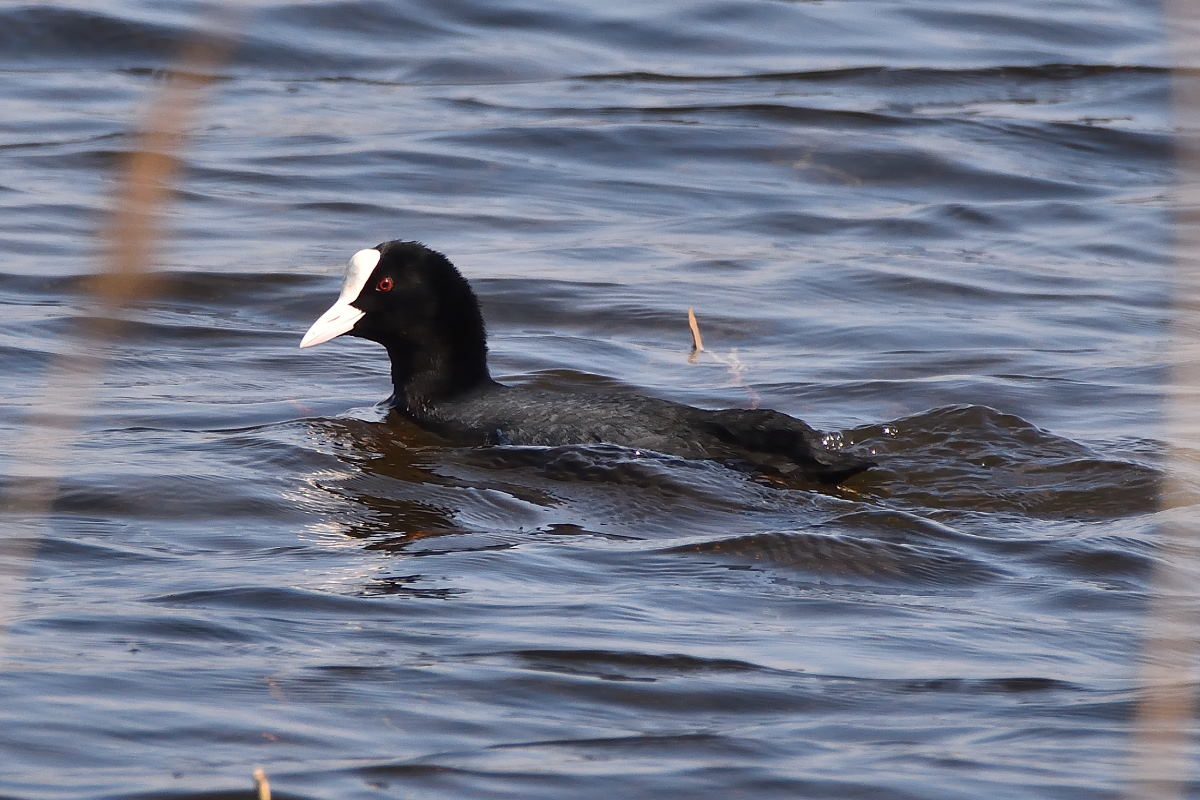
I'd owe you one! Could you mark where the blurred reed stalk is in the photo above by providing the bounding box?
[0,11,238,639]
[253,767,271,800]
[1128,2,1200,797]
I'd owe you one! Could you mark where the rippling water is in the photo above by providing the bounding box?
[0,1,1184,798]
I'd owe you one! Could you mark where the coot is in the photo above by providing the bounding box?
[300,241,875,484]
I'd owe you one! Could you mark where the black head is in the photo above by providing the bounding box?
[300,240,492,407]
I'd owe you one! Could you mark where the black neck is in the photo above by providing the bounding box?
[385,337,493,413]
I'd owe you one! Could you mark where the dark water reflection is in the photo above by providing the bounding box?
[0,0,1185,798]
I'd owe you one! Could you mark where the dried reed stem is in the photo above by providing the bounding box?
[253,767,271,800]
[687,306,704,353]
[1126,3,1200,796]
[684,308,761,409]
[0,12,237,641]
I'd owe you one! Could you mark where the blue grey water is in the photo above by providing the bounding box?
[0,1,1182,798]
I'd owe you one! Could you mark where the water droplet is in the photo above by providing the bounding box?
[821,432,846,449]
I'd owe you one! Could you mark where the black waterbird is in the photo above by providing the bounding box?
[301,240,875,484]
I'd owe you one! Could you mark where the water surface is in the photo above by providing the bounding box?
[0,1,1183,798]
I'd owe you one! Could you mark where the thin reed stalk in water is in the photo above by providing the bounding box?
[685,308,761,409]
[687,306,704,353]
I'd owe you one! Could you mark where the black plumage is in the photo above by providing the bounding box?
[301,240,875,484]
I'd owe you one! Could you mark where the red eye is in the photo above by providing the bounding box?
[376,276,394,292]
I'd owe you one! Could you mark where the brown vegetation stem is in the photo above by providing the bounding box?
[1127,4,1200,797]
[253,767,271,800]
[0,15,237,640]
[687,306,704,353]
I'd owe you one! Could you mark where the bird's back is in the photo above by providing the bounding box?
[417,384,874,484]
